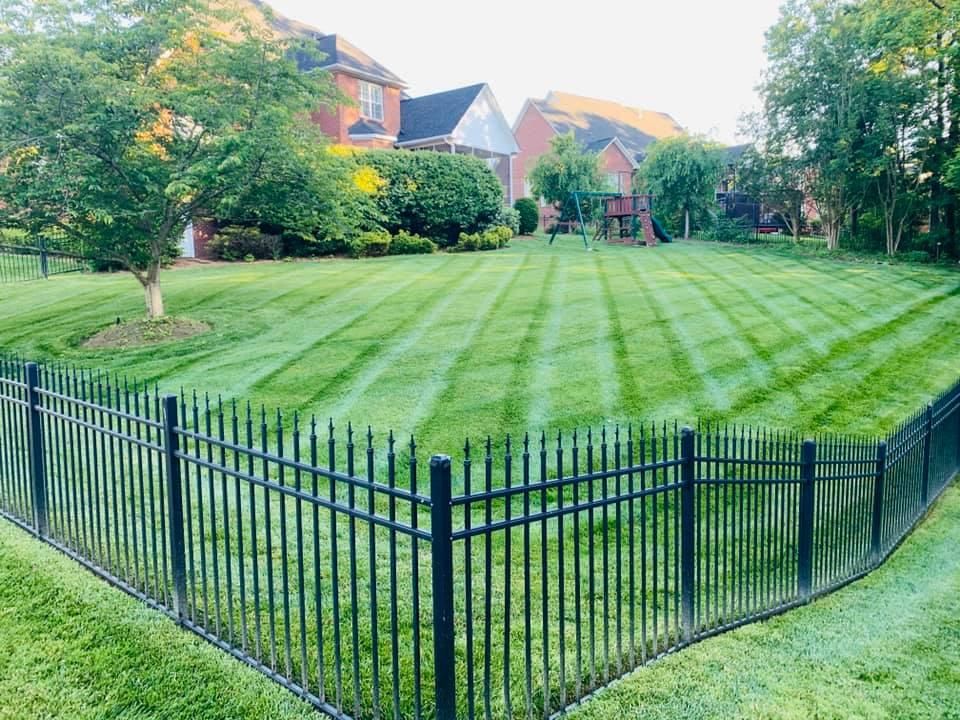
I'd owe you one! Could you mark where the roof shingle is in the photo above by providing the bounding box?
[398,84,486,144]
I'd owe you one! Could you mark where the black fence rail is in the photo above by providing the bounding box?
[0,358,958,720]
[0,240,88,282]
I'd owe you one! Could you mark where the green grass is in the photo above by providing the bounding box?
[569,483,960,720]
[0,519,316,720]
[3,236,960,719]
[2,237,959,448]
[2,481,958,720]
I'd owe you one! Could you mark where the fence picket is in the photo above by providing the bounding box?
[0,356,958,720]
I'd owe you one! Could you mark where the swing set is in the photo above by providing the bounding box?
[547,191,673,249]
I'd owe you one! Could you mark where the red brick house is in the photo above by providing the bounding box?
[296,34,407,149]
[501,91,685,213]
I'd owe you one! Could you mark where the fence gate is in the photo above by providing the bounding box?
[0,238,87,283]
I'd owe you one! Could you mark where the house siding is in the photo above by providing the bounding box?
[600,143,635,193]
[503,103,558,205]
[312,71,402,145]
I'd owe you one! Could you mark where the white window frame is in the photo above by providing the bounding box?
[358,81,384,122]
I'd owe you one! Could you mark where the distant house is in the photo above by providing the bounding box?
[293,30,518,199]
[503,91,685,210]
[398,84,520,203]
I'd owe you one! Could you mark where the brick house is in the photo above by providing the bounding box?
[295,31,518,197]
[501,91,684,216]
[296,34,406,149]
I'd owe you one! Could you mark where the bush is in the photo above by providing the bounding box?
[348,229,392,258]
[388,230,436,255]
[488,207,520,236]
[357,151,504,247]
[207,226,282,261]
[453,226,511,252]
[706,216,754,243]
[514,198,540,234]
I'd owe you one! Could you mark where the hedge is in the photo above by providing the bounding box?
[358,151,504,247]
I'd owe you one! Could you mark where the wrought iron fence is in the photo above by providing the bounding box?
[0,357,957,720]
[0,239,88,282]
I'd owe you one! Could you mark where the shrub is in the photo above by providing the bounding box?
[486,225,513,248]
[388,230,436,255]
[514,198,540,234]
[453,226,511,252]
[706,216,754,243]
[358,150,504,247]
[488,207,520,236]
[207,226,282,261]
[348,229,392,258]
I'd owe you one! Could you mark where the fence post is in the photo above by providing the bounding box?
[680,426,696,644]
[797,439,816,601]
[430,454,456,720]
[162,395,188,620]
[921,403,933,506]
[24,362,48,537]
[870,441,887,564]
[38,237,49,279]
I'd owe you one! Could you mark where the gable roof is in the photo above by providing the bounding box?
[398,84,486,144]
[292,33,406,88]
[531,91,684,162]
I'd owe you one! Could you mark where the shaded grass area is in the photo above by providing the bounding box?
[570,483,960,720]
[0,520,316,720]
[2,238,960,453]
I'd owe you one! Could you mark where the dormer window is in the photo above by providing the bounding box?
[358,81,384,122]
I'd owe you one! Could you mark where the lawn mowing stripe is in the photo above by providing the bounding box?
[497,256,559,433]
[655,246,774,377]
[168,259,444,399]
[680,248,828,368]
[595,253,642,419]
[408,253,533,453]
[802,307,960,429]
[522,256,569,432]
[724,283,960,424]
[296,256,489,423]
[234,263,451,400]
[615,252,710,411]
[115,265,389,383]
[632,250,758,411]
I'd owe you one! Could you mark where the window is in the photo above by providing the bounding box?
[358,81,384,122]
[607,172,622,193]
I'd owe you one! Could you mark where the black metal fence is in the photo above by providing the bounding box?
[0,239,88,282]
[0,357,957,720]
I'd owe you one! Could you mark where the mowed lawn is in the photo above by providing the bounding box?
[2,237,959,449]
[2,478,958,720]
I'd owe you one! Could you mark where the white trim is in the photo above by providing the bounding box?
[604,137,640,169]
[348,132,397,142]
[396,133,454,148]
[512,97,560,136]
[324,63,407,89]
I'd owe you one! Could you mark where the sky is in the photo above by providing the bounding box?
[266,0,786,145]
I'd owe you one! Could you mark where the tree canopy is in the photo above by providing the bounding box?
[529,133,604,220]
[639,136,723,239]
[0,0,340,317]
[755,0,959,254]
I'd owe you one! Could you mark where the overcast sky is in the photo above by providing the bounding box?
[267,0,784,145]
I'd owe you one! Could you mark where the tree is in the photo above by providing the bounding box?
[0,0,338,318]
[736,143,806,242]
[639,136,722,239]
[529,133,604,221]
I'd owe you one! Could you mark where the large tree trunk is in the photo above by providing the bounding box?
[137,262,165,319]
[684,208,690,240]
